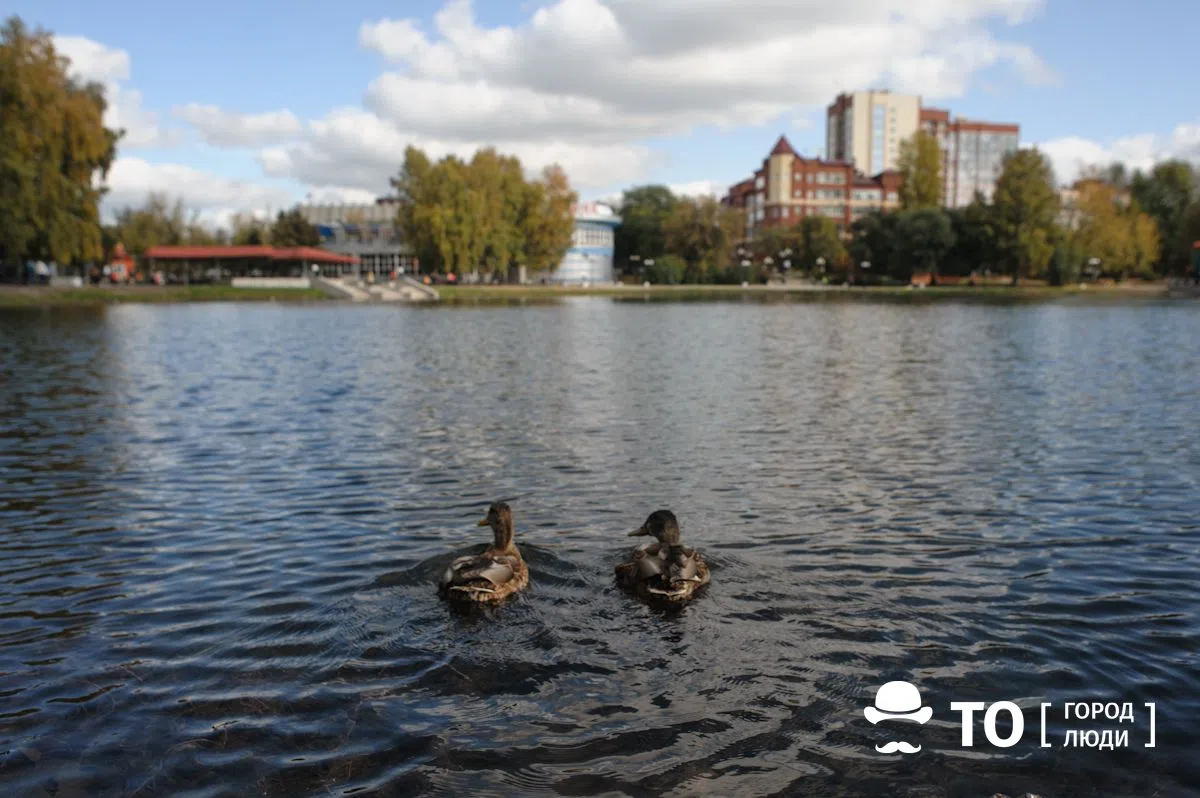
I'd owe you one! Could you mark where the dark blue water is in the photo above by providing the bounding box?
[1,298,1197,797]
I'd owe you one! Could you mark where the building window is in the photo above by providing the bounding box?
[755,176,765,189]
[886,191,898,202]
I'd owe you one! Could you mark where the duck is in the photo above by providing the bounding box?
[439,501,529,603]
[615,510,710,602]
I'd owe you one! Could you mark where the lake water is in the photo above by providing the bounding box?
[1,297,1197,798]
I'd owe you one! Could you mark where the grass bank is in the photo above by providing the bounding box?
[434,281,1170,303]
[0,284,329,307]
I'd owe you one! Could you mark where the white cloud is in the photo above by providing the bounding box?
[174,104,302,147]
[103,157,297,224]
[54,35,177,149]
[1038,123,1200,186]
[667,180,723,199]
[258,108,659,193]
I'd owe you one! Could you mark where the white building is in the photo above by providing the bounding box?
[826,91,922,176]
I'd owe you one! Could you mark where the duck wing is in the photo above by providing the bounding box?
[441,554,516,588]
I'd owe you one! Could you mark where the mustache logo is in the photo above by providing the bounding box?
[875,741,922,754]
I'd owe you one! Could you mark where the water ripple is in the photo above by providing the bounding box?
[0,300,1197,797]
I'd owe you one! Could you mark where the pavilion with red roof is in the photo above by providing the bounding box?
[143,245,359,283]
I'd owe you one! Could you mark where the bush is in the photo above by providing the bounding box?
[644,254,687,285]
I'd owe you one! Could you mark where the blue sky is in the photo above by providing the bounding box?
[10,0,1200,224]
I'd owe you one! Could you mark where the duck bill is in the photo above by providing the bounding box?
[477,517,490,527]
[628,524,650,537]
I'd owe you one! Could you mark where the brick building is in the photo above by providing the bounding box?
[721,136,903,240]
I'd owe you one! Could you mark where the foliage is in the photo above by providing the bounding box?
[1130,160,1196,275]
[944,194,997,276]
[848,212,899,276]
[231,217,270,246]
[0,16,120,267]
[798,217,845,270]
[892,209,956,280]
[269,208,320,248]
[662,195,743,282]
[898,131,943,210]
[1070,183,1160,280]
[392,146,577,277]
[114,194,187,257]
[644,254,687,284]
[991,149,1059,283]
[615,185,679,269]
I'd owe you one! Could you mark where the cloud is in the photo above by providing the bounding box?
[103,157,297,224]
[53,35,177,149]
[258,108,659,193]
[667,180,724,199]
[253,0,1052,195]
[71,1,1067,215]
[174,104,303,147]
[1038,123,1200,186]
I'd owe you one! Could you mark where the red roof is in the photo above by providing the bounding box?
[144,245,359,265]
[769,135,797,156]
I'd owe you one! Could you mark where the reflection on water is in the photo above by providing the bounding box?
[0,299,1197,797]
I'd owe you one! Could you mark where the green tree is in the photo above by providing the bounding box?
[269,208,320,247]
[614,185,678,269]
[944,193,997,276]
[1131,160,1196,275]
[848,211,898,278]
[1127,204,1160,280]
[520,163,576,274]
[0,16,120,273]
[798,216,845,272]
[892,209,956,281]
[992,149,1059,283]
[231,216,270,246]
[898,130,943,210]
[114,194,186,258]
[392,146,575,278]
[663,196,742,282]
[644,254,687,285]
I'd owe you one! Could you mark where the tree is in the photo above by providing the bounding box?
[391,146,576,277]
[848,211,899,277]
[520,164,576,273]
[992,149,1059,283]
[113,193,188,261]
[798,216,845,272]
[892,209,956,281]
[644,254,687,285]
[662,195,742,282]
[269,208,320,247]
[231,216,270,246]
[898,130,943,210]
[1072,182,1130,277]
[944,193,997,276]
[614,185,679,269]
[0,16,120,272]
[1131,160,1196,275]
[1127,206,1160,280]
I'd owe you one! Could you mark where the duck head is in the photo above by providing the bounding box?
[630,509,682,548]
[478,501,516,551]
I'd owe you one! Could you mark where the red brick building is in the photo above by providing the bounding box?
[721,135,903,240]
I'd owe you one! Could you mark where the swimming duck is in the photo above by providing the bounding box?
[615,510,710,602]
[439,501,529,603]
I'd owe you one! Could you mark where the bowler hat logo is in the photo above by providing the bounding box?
[864,681,933,725]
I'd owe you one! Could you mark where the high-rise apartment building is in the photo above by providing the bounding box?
[826,91,922,176]
[828,93,1020,209]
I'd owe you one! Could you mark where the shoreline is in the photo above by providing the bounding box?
[0,280,1175,308]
